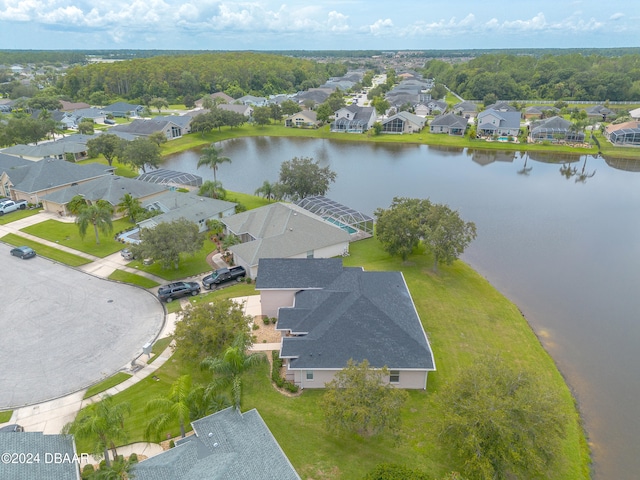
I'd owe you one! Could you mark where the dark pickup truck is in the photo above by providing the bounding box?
[202,266,246,289]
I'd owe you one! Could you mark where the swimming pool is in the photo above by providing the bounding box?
[323,217,357,234]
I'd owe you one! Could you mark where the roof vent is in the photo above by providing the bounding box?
[208,432,213,438]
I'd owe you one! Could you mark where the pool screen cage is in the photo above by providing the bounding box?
[136,169,203,188]
[295,195,374,235]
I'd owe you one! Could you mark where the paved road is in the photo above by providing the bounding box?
[0,244,165,408]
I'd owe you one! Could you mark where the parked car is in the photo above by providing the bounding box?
[202,266,246,289]
[0,199,27,215]
[0,424,24,432]
[157,281,201,302]
[10,246,36,259]
[120,248,134,260]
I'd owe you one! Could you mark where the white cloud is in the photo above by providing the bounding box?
[368,18,393,35]
[609,12,624,21]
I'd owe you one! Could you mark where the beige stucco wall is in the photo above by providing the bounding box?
[260,290,297,318]
[289,367,428,390]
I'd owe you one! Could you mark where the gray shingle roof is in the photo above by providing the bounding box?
[256,257,345,289]
[8,158,113,194]
[430,112,468,128]
[0,432,80,480]
[276,266,435,370]
[133,408,300,480]
[224,203,350,268]
[41,175,166,205]
[137,191,236,229]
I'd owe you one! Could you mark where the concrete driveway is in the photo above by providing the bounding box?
[0,244,165,408]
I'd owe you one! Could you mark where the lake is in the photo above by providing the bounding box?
[164,136,640,480]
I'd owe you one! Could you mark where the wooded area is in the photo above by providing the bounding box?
[422,52,640,101]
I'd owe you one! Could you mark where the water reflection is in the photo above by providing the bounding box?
[517,153,532,176]
[467,149,517,166]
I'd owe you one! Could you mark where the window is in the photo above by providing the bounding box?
[307,250,314,259]
[389,370,400,383]
[306,371,314,381]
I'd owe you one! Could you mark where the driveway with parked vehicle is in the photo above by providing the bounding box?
[0,244,164,408]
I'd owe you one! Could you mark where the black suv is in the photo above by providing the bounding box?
[157,281,201,302]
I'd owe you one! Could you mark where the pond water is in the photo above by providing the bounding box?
[163,137,640,480]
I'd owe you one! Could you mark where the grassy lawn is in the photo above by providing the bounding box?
[83,373,132,399]
[108,269,160,288]
[20,218,134,258]
[128,238,217,281]
[1,233,92,266]
[0,410,12,423]
[226,190,272,210]
[0,208,42,225]
[86,238,588,479]
[148,337,173,364]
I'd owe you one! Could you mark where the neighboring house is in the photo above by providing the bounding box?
[0,157,113,205]
[477,109,522,137]
[217,103,254,117]
[137,191,236,236]
[523,105,560,120]
[72,107,107,125]
[452,101,478,118]
[284,110,318,128]
[429,112,468,136]
[236,95,268,107]
[585,105,614,120]
[59,100,90,111]
[381,111,426,134]
[0,431,81,480]
[154,114,193,134]
[629,107,640,121]
[530,116,585,143]
[2,134,99,162]
[293,88,333,107]
[605,121,640,146]
[110,118,184,140]
[256,258,436,390]
[222,202,350,278]
[103,101,144,118]
[331,105,376,133]
[422,99,448,115]
[41,175,166,216]
[195,92,235,107]
[484,101,519,112]
[133,407,300,480]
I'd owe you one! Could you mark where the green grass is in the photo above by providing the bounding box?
[226,191,271,210]
[0,410,12,423]
[108,269,160,288]
[83,372,132,399]
[1,233,92,266]
[83,238,588,479]
[147,337,173,364]
[0,208,42,225]
[20,218,136,258]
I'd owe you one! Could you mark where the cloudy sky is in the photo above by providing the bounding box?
[0,0,636,51]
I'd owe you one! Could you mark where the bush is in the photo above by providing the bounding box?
[169,439,175,448]
[81,464,95,479]
[252,323,260,330]
[285,381,299,393]
[245,277,252,284]
[263,317,270,325]
[128,453,138,464]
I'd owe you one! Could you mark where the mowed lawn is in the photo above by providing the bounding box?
[96,237,589,479]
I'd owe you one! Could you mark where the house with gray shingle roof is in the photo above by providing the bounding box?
[381,111,425,134]
[585,104,614,120]
[284,110,318,128]
[217,103,253,117]
[222,202,350,278]
[136,191,236,236]
[103,102,144,118]
[331,105,376,133]
[477,109,522,137]
[256,258,436,390]
[1,134,101,162]
[523,105,560,120]
[429,112,468,136]
[1,158,113,206]
[110,118,184,140]
[530,116,585,143]
[0,431,81,479]
[40,175,167,216]
[452,101,478,118]
[133,407,300,480]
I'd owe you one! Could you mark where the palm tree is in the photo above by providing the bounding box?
[76,200,114,245]
[145,374,194,439]
[117,193,142,223]
[197,144,231,182]
[201,334,266,410]
[198,180,227,199]
[63,395,130,468]
[254,180,275,201]
[145,375,230,440]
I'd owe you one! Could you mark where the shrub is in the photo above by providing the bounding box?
[252,323,260,330]
[263,317,270,325]
[285,381,299,393]
[245,277,252,284]
[81,464,95,479]
[128,453,138,464]
[169,440,175,448]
